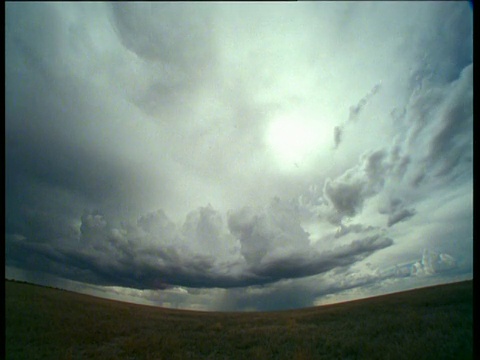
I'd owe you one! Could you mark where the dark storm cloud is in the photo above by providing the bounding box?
[251,235,393,280]
[219,281,318,311]
[5,201,393,290]
[6,3,179,223]
[218,264,394,312]
[218,245,461,311]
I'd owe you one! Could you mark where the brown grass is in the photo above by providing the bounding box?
[5,279,473,359]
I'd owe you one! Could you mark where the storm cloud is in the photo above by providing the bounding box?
[6,201,394,290]
[6,2,472,311]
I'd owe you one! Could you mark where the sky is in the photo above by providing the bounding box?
[5,2,473,312]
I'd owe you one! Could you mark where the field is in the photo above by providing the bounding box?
[5,279,473,359]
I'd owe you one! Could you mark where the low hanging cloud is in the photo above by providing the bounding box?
[5,199,394,290]
[218,260,395,312]
[216,245,460,311]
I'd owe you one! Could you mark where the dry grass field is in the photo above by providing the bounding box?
[5,279,473,360]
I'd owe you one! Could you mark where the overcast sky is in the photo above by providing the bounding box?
[6,2,473,311]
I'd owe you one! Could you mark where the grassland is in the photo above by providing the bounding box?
[5,279,473,359]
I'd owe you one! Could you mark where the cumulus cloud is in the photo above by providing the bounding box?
[411,249,457,277]
[323,149,388,223]
[227,198,311,266]
[6,199,395,291]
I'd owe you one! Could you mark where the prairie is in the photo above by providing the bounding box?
[5,279,473,359]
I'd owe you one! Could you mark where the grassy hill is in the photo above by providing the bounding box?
[5,279,473,359]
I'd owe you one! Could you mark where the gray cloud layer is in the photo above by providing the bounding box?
[6,2,472,310]
[6,201,393,290]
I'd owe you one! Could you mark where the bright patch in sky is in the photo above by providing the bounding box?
[266,110,329,169]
